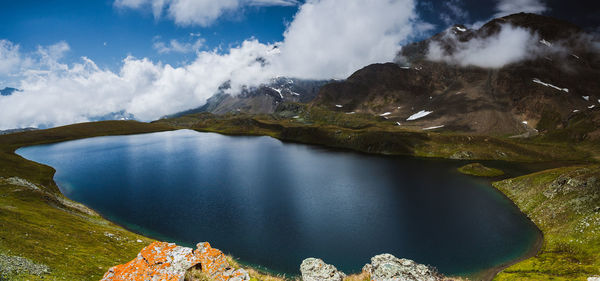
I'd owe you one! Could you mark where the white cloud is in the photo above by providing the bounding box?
[427,24,542,68]
[273,0,429,79]
[0,40,277,129]
[0,40,25,75]
[494,0,548,18]
[0,0,430,129]
[153,38,205,54]
[115,0,298,27]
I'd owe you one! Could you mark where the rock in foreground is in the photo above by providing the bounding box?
[363,254,444,281]
[101,241,249,281]
[300,258,346,281]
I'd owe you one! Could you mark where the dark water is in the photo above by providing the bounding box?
[17,130,539,276]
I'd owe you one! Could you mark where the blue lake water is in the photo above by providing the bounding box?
[17,129,539,276]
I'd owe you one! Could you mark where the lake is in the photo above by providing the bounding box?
[16,129,539,276]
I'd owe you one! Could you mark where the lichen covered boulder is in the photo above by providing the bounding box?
[101,241,249,281]
[300,257,346,281]
[364,254,443,281]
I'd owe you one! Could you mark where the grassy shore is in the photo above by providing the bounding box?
[0,121,175,280]
[156,110,596,162]
[492,165,600,280]
[0,114,598,280]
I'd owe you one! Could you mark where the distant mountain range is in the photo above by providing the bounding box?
[167,77,330,118]
[0,87,21,96]
[312,13,600,139]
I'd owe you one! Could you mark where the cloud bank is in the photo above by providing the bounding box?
[0,0,427,129]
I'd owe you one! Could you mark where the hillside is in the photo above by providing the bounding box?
[313,13,600,138]
[169,78,329,117]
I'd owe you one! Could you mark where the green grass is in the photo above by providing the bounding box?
[458,163,505,177]
[157,107,596,163]
[492,165,600,280]
[0,121,173,280]
[0,110,598,280]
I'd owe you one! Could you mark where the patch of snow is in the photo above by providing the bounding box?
[455,26,466,32]
[397,106,402,109]
[396,122,402,126]
[532,78,569,93]
[293,116,300,119]
[522,121,528,125]
[400,66,411,69]
[269,87,283,99]
[383,116,389,119]
[573,109,580,113]
[335,104,343,108]
[422,125,445,130]
[571,54,580,59]
[589,105,596,109]
[380,112,392,116]
[583,96,590,101]
[540,39,552,47]
[407,110,433,121]
[346,112,356,114]
[291,92,300,96]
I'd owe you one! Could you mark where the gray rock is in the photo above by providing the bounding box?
[366,254,442,281]
[0,253,50,279]
[300,258,345,281]
[450,151,473,160]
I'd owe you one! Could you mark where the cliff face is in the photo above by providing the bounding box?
[101,242,249,281]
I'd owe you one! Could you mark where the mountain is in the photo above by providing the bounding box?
[312,13,600,139]
[168,77,329,118]
[0,87,21,96]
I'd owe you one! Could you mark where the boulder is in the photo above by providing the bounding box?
[300,258,345,281]
[364,254,442,281]
[101,241,249,281]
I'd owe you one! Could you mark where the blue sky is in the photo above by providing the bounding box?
[0,0,598,130]
[1,0,598,73]
[0,0,300,70]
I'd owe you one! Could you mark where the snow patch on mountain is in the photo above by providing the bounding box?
[407,110,433,121]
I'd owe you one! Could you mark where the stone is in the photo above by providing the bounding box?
[300,258,345,281]
[449,151,473,160]
[365,254,442,281]
[588,277,600,281]
[101,241,249,281]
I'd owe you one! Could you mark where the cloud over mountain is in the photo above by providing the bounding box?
[0,0,428,129]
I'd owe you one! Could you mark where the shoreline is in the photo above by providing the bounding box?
[5,120,594,280]
[9,124,548,281]
[469,222,544,281]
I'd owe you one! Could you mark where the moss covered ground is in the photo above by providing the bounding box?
[458,163,505,177]
[493,165,600,280]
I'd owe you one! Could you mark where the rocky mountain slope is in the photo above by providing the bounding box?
[170,78,329,117]
[0,87,20,96]
[313,13,600,138]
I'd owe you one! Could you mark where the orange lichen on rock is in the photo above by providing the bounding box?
[101,241,249,281]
